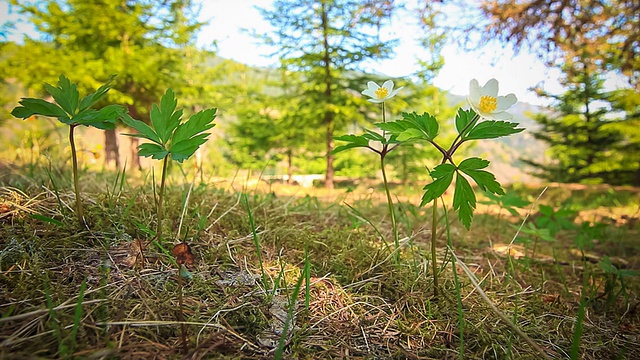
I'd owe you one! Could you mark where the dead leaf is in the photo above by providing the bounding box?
[173,242,195,266]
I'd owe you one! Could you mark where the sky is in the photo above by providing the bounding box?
[2,0,627,106]
[196,0,565,106]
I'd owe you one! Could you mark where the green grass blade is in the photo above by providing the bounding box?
[242,193,267,289]
[69,277,87,355]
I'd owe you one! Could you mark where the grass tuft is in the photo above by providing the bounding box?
[1,168,639,359]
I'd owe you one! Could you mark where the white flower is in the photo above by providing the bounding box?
[362,80,403,103]
[467,78,517,120]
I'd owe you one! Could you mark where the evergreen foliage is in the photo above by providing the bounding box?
[522,58,640,185]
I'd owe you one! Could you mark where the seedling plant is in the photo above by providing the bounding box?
[121,89,217,245]
[335,78,523,296]
[11,75,122,227]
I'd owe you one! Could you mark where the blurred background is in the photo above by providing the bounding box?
[0,0,638,188]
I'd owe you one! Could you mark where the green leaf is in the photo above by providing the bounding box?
[465,120,524,140]
[171,108,216,145]
[44,75,78,115]
[78,74,116,111]
[361,129,386,143]
[453,173,475,229]
[458,157,505,195]
[401,111,439,140]
[120,112,162,144]
[397,128,424,141]
[11,98,69,120]
[30,213,63,227]
[479,191,530,216]
[332,134,370,154]
[375,121,408,134]
[455,108,477,136]
[150,89,181,144]
[170,134,208,162]
[168,107,216,162]
[598,256,618,274]
[138,143,168,160]
[420,163,455,206]
[73,104,121,129]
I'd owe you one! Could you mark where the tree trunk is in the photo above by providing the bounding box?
[127,105,142,170]
[130,137,141,170]
[104,128,120,169]
[321,2,334,189]
[286,149,294,185]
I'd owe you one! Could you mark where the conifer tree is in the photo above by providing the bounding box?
[1,0,210,169]
[522,54,639,185]
[256,0,396,188]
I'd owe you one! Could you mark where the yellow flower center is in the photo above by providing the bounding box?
[479,95,497,113]
[375,87,389,99]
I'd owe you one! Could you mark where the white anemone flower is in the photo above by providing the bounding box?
[467,78,517,120]
[362,80,403,103]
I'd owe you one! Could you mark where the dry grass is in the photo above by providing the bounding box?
[1,167,639,359]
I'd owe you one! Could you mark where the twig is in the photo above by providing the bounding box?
[448,245,553,360]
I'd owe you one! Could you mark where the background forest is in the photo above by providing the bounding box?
[0,1,639,359]
[1,0,637,187]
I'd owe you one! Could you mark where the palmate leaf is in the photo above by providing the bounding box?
[12,74,121,131]
[420,163,455,206]
[453,173,476,229]
[332,134,370,154]
[377,111,439,142]
[375,120,408,135]
[120,112,162,144]
[170,134,209,162]
[465,120,524,140]
[171,108,217,145]
[44,75,79,115]
[11,98,69,120]
[401,111,439,140]
[150,89,182,144]
[361,129,386,143]
[78,75,117,111]
[169,108,217,162]
[138,143,169,160]
[455,108,477,136]
[73,104,121,129]
[458,157,504,195]
[480,191,530,216]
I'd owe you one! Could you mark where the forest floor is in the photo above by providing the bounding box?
[1,166,639,359]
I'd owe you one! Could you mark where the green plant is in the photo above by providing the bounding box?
[536,204,577,236]
[242,193,268,289]
[334,78,524,296]
[334,81,404,262]
[512,222,556,262]
[11,74,121,227]
[598,256,639,310]
[121,89,217,244]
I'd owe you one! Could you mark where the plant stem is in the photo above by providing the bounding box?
[177,270,188,353]
[448,114,480,157]
[69,124,84,227]
[379,101,400,262]
[431,199,439,297]
[380,154,399,262]
[157,155,169,243]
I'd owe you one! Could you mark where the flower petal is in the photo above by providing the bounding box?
[487,111,513,120]
[495,94,517,111]
[468,79,481,104]
[362,89,376,97]
[382,80,394,93]
[467,98,480,114]
[482,78,499,97]
[388,86,403,98]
